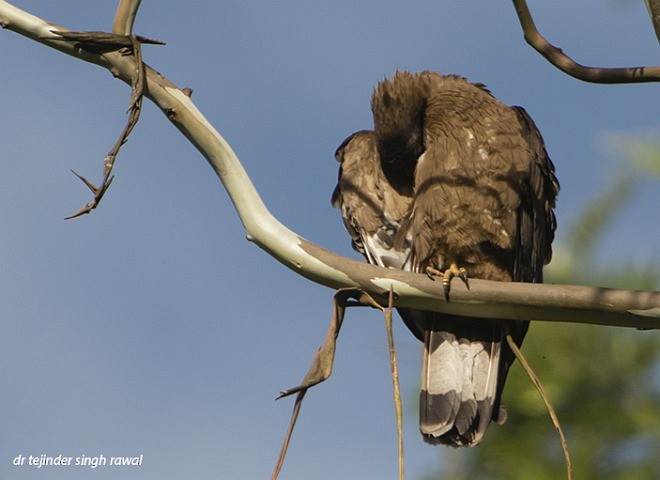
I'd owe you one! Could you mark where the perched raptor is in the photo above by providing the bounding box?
[332,71,558,446]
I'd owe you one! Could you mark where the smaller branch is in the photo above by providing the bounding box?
[504,325,573,480]
[42,30,163,49]
[271,390,306,480]
[512,0,660,83]
[384,287,404,480]
[127,35,145,111]
[64,170,115,219]
[45,30,159,218]
[113,0,142,36]
[273,289,381,479]
[274,289,405,479]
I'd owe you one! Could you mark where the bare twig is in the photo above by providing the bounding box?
[277,289,365,400]
[0,1,658,328]
[64,170,115,219]
[273,288,383,479]
[273,289,404,479]
[512,0,660,83]
[384,286,404,480]
[42,30,163,49]
[504,324,573,480]
[45,30,158,218]
[271,389,306,480]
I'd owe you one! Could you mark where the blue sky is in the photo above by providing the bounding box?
[1,2,658,479]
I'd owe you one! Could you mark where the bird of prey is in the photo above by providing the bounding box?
[332,71,558,447]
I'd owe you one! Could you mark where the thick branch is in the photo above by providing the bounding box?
[1,1,658,329]
[512,0,660,83]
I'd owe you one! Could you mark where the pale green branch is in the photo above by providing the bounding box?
[1,0,658,329]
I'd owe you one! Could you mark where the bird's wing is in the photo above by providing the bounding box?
[332,130,412,270]
[333,130,425,339]
[510,106,559,284]
[490,105,560,408]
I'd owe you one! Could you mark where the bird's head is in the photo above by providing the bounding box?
[371,71,429,180]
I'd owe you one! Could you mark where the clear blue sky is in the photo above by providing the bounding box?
[1,2,658,479]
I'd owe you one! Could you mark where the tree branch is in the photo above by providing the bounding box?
[1,1,658,329]
[512,0,660,83]
[112,0,142,35]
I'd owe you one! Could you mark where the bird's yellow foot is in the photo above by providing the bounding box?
[426,263,469,301]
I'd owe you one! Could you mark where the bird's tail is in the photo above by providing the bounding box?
[419,314,508,447]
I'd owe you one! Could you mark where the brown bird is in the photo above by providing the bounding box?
[332,71,558,446]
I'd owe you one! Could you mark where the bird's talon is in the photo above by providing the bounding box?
[439,263,469,302]
[425,266,442,281]
[458,268,469,289]
[442,282,450,302]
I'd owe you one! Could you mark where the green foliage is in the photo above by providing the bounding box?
[428,136,660,479]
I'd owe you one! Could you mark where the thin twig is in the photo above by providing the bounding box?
[272,390,306,480]
[512,0,660,83]
[384,286,404,480]
[272,288,367,479]
[273,288,406,479]
[48,30,153,219]
[503,323,573,480]
[42,30,163,48]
